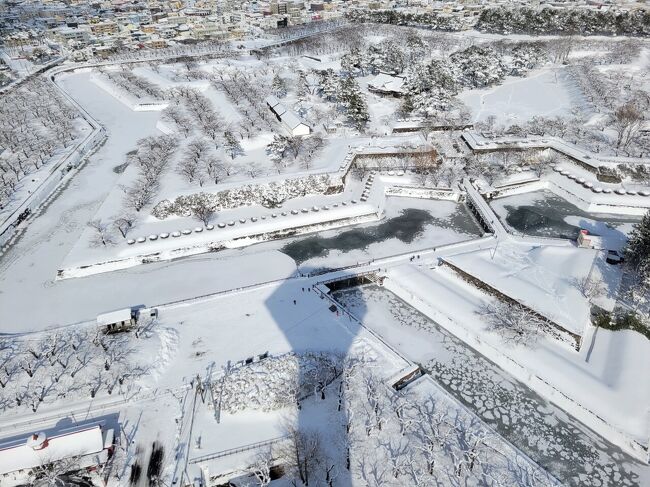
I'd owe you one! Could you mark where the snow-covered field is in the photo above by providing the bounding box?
[459,68,579,125]
[2,27,650,487]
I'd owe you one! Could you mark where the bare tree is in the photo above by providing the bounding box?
[103,335,135,371]
[186,138,209,162]
[191,198,215,226]
[357,453,388,487]
[545,36,575,63]
[413,151,439,186]
[88,219,116,247]
[573,275,605,301]
[280,426,323,486]
[161,105,192,137]
[525,152,547,178]
[178,157,202,185]
[203,157,226,184]
[123,179,159,212]
[28,455,83,487]
[383,438,409,479]
[477,300,546,345]
[251,450,274,486]
[612,103,643,150]
[113,213,138,238]
[351,160,371,181]
[323,455,339,487]
[246,162,263,179]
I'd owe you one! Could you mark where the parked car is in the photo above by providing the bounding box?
[606,250,624,265]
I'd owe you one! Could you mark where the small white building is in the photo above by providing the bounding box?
[0,424,114,486]
[265,95,311,136]
[97,308,136,333]
[368,73,406,97]
[577,229,603,249]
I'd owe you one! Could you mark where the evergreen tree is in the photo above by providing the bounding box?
[296,70,310,101]
[340,47,365,75]
[223,130,243,159]
[626,210,650,278]
[338,76,369,131]
[272,73,287,98]
[368,39,406,75]
[318,69,339,102]
[402,60,458,117]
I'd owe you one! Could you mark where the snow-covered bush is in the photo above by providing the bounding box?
[476,6,650,36]
[402,59,459,116]
[509,42,548,75]
[211,352,343,413]
[152,174,337,219]
[450,45,508,89]
[401,45,518,117]
[346,9,465,32]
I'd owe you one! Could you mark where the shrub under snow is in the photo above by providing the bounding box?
[211,352,343,413]
[152,174,337,219]
[450,45,508,89]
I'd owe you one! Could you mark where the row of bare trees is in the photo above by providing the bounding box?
[0,320,157,413]
[0,78,80,210]
[122,135,178,213]
[87,135,179,246]
[565,62,649,156]
[101,67,165,100]
[212,68,275,136]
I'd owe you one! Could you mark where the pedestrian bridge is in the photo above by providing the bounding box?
[462,178,508,239]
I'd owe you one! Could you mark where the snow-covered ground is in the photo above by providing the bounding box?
[0,278,560,487]
[446,242,596,335]
[2,31,650,487]
[459,67,578,125]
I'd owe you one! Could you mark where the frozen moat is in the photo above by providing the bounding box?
[490,190,639,243]
[281,199,482,266]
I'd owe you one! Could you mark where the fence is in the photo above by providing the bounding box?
[189,435,289,465]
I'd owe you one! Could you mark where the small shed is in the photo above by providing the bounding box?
[265,96,311,136]
[281,111,311,136]
[577,229,603,250]
[97,308,136,334]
